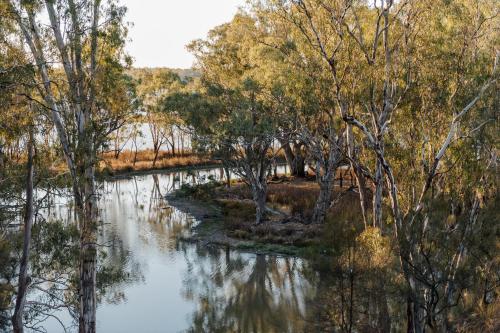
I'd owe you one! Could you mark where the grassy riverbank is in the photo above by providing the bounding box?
[100,150,219,175]
[169,175,366,256]
[44,149,219,179]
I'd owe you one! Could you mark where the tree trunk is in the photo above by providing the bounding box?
[347,124,368,228]
[79,228,97,333]
[252,181,267,225]
[272,158,278,178]
[354,167,369,227]
[113,128,121,159]
[132,135,139,166]
[12,129,35,333]
[407,294,425,333]
[78,138,98,333]
[311,175,335,224]
[282,142,295,173]
[310,134,342,224]
[372,158,383,228]
[0,140,5,176]
[177,132,181,156]
[171,133,176,157]
[281,140,306,177]
[152,144,160,168]
[378,290,391,332]
[292,143,306,177]
[181,133,185,155]
[223,165,231,188]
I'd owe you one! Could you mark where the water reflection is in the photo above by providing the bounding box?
[36,166,408,333]
[41,167,310,332]
[182,246,314,333]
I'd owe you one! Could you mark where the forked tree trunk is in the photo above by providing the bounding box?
[240,144,270,225]
[306,129,343,225]
[12,129,35,333]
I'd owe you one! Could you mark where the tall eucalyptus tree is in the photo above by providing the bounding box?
[258,0,499,330]
[6,1,132,331]
[182,15,281,224]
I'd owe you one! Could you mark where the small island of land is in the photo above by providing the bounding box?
[168,172,365,256]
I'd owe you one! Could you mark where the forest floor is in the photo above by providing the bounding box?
[168,175,365,256]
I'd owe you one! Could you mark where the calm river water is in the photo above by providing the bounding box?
[39,167,327,333]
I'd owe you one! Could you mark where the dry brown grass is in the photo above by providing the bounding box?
[99,149,218,174]
[267,181,319,218]
[102,149,192,163]
[47,149,217,175]
[211,178,365,247]
[216,176,363,222]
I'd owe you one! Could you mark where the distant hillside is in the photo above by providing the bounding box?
[128,67,201,82]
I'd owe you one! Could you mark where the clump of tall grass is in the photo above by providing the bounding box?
[266,182,319,219]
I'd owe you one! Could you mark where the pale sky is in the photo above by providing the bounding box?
[121,0,247,68]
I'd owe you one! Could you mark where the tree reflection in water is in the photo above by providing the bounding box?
[181,245,314,333]
[23,171,414,332]
[180,244,410,333]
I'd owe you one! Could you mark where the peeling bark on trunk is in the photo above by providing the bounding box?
[78,138,98,333]
[79,216,97,333]
[12,129,35,333]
